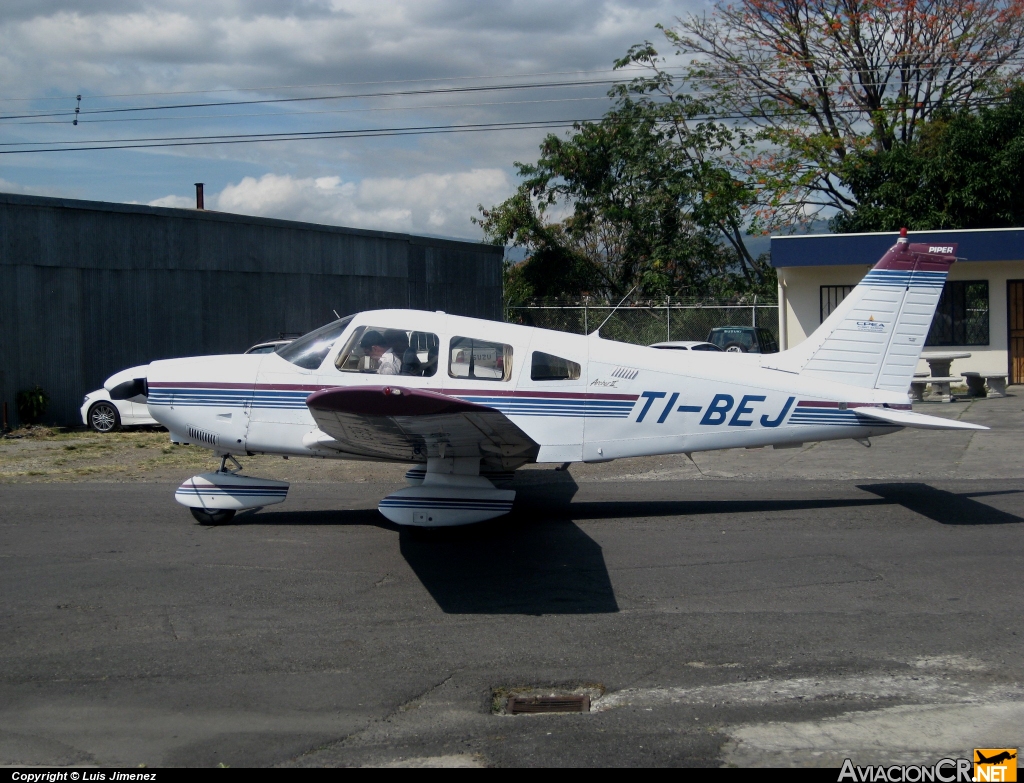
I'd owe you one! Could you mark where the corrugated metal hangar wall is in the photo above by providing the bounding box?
[0,192,504,426]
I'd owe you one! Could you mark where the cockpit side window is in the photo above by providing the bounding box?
[335,327,439,376]
[531,351,581,381]
[277,316,353,370]
[448,337,513,381]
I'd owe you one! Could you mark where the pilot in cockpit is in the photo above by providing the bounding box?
[360,329,416,375]
[360,330,398,375]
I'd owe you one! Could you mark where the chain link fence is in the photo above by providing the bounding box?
[506,299,779,346]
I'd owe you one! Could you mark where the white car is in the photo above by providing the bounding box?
[81,365,158,432]
[648,340,724,352]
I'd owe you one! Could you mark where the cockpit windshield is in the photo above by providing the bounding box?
[276,316,354,370]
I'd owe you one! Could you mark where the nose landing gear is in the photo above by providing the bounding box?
[190,507,236,526]
[175,454,290,526]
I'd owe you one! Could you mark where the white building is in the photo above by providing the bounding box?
[773,228,1024,383]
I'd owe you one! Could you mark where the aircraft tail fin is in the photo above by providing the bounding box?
[766,235,957,392]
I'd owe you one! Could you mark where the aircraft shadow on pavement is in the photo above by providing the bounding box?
[561,497,888,520]
[398,471,619,615]
[237,473,619,615]
[858,483,1024,525]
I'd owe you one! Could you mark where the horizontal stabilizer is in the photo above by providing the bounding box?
[855,407,988,431]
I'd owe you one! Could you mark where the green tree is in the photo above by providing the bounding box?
[478,77,775,301]
[833,85,1024,231]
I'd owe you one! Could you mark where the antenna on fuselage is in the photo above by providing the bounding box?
[591,285,639,337]
[332,309,341,320]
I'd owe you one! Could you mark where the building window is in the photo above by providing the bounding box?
[926,281,989,346]
[820,285,855,323]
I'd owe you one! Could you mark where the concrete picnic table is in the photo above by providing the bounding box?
[920,351,971,379]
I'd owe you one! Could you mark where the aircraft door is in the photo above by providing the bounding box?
[244,357,317,454]
[521,335,587,462]
[246,319,353,454]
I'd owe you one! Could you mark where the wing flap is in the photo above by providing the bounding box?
[305,386,539,462]
[855,406,988,431]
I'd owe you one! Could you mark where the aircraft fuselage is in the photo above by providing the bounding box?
[145,309,906,465]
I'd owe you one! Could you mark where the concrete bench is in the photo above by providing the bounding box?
[961,372,1008,398]
[910,376,960,403]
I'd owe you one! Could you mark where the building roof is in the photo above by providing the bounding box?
[770,226,1024,268]
[0,191,500,254]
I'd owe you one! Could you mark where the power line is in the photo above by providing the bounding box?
[5,50,1022,116]
[0,78,626,122]
[2,91,1015,156]
[0,95,616,127]
[3,49,1022,106]
[0,65,673,104]
[0,118,606,154]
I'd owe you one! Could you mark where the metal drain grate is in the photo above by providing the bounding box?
[507,695,591,714]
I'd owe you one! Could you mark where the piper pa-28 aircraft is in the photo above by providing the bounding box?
[109,231,987,526]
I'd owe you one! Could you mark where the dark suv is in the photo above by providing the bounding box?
[707,326,779,354]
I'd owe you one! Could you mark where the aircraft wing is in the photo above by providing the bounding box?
[305,386,540,462]
[854,406,989,431]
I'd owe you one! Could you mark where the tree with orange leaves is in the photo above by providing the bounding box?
[630,0,1024,228]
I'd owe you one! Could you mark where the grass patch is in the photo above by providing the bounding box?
[0,426,216,482]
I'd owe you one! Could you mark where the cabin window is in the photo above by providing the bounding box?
[925,281,989,346]
[531,351,581,381]
[335,326,439,376]
[448,337,513,381]
[278,316,353,370]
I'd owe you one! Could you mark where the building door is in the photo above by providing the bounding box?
[1008,281,1024,385]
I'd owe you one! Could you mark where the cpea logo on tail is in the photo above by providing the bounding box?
[974,749,1017,782]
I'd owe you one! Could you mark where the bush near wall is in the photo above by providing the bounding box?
[16,386,50,425]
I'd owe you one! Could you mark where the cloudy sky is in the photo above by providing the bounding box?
[0,1,697,240]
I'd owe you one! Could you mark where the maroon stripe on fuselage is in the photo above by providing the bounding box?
[149,381,260,389]
[149,380,637,401]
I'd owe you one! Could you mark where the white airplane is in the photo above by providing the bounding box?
[109,232,986,526]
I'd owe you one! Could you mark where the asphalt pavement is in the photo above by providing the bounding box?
[1,395,1022,767]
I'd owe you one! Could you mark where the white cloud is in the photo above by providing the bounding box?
[0,0,696,208]
[0,177,32,194]
[206,168,512,237]
[148,194,195,209]
[0,177,72,198]
[0,1,686,97]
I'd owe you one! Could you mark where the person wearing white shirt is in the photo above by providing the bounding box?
[360,330,404,375]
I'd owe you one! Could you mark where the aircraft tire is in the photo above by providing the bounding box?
[189,508,236,526]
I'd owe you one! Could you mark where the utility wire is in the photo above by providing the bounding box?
[2,49,1021,105]
[3,64,1016,124]
[2,91,1016,155]
[0,65,673,103]
[0,78,625,121]
[0,95,616,127]
[0,118,605,154]
[3,51,1021,116]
